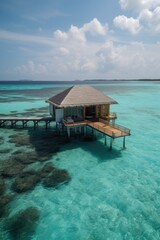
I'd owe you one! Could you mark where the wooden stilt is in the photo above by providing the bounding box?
[110,138,113,150]
[104,135,107,145]
[123,136,126,149]
[92,128,94,135]
[67,127,70,138]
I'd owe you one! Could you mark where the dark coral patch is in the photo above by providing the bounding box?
[12,171,40,193]
[5,207,40,240]
[0,178,6,195]
[39,162,55,178]
[1,161,25,178]
[43,169,71,188]
[0,194,15,218]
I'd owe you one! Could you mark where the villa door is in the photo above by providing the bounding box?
[85,106,96,118]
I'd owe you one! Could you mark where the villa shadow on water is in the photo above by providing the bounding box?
[59,137,122,162]
[4,126,122,164]
[26,127,122,163]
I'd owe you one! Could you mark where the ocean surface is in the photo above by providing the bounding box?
[0,81,160,240]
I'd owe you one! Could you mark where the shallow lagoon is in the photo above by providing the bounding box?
[0,81,160,240]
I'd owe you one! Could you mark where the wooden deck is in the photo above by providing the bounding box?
[63,119,130,139]
[87,121,130,138]
[0,116,55,128]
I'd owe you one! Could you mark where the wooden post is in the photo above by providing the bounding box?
[92,128,94,135]
[123,136,126,149]
[45,121,48,129]
[104,135,107,145]
[67,127,70,138]
[110,138,113,150]
[34,121,37,129]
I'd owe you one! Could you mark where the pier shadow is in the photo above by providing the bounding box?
[10,127,122,163]
[25,128,69,160]
[83,141,122,162]
[60,136,122,162]
[26,128,122,163]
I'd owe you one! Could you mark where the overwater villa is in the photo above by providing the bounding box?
[46,86,131,149]
[0,85,130,149]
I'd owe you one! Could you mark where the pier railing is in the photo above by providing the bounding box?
[91,118,131,137]
[109,122,131,135]
[87,120,116,137]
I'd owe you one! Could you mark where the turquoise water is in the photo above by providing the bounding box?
[0,81,160,239]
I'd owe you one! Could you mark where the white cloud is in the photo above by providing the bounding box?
[16,61,47,78]
[54,25,86,43]
[0,18,107,47]
[82,18,107,36]
[59,47,70,56]
[138,8,153,22]
[69,25,86,43]
[119,0,160,12]
[113,15,141,34]
[151,6,160,33]
[1,18,159,80]
[54,30,68,40]
[96,42,118,71]
[138,6,160,33]
[15,38,160,80]
[116,1,160,34]
[54,18,107,43]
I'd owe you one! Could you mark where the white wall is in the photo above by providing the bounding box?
[55,108,64,122]
[49,104,53,115]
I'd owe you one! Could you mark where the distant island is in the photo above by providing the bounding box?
[0,79,159,84]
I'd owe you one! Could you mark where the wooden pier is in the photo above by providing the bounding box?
[0,116,130,149]
[63,118,130,149]
[0,116,55,129]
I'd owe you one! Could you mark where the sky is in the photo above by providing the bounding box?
[0,0,160,81]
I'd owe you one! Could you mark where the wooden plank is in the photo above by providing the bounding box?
[87,121,130,138]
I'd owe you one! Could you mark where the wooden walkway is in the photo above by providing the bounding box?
[0,116,130,138]
[0,116,55,129]
[0,116,130,149]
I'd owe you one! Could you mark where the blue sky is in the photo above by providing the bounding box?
[0,0,160,80]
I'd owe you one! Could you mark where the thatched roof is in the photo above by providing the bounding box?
[47,86,118,107]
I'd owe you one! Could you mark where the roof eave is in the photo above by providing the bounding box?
[46,100,118,108]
